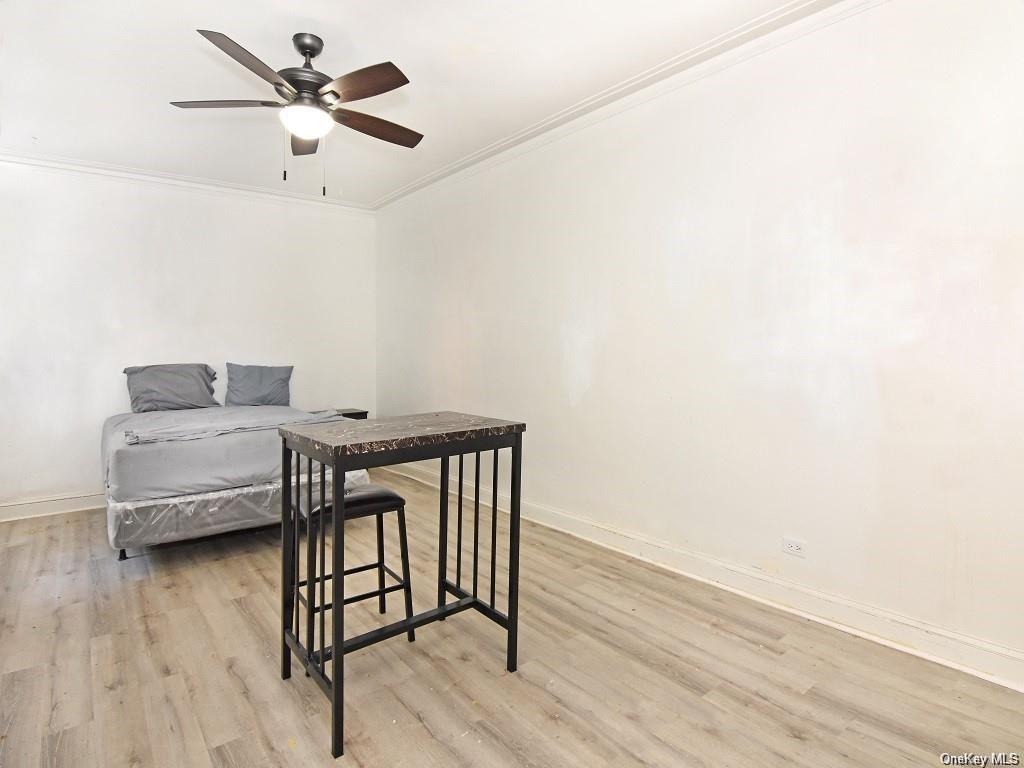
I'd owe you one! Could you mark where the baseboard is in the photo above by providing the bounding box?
[0,492,105,523]
[381,463,1024,693]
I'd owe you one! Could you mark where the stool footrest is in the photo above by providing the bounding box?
[298,562,408,608]
[342,562,378,577]
[297,561,383,587]
[297,573,333,589]
[342,583,407,607]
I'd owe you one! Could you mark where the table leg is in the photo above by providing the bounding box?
[507,434,522,673]
[437,456,450,617]
[473,452,480,598]
[331,459,346,758]
[305,458,316,668]
[281,442,294,680]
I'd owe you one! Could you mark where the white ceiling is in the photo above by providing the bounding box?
[0,1,824,207]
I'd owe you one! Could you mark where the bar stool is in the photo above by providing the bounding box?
[300,483,416,645]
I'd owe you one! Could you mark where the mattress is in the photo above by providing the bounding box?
[103,406,367,503]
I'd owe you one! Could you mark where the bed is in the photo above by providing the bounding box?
[103,405,368,551]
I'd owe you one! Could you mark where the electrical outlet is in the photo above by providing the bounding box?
[782,536,806,558]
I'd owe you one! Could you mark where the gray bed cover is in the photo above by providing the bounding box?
[103,406,368,502]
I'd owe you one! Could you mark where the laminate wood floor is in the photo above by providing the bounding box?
[1,469,1021,767]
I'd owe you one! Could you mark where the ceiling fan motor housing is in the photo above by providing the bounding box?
[275,33,331,99]
[275,67,332,99]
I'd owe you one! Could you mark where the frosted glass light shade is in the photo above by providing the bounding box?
[279,103,334,140]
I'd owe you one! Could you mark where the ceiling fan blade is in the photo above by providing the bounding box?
[330,108,423,148]
[319,62,409,103]
[291,135,319,156]
[197,30,296,96]
[171,100,284,108]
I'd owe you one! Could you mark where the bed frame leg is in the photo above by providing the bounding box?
[117,548,127,561]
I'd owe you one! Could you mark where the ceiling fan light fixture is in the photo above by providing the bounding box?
[279,98,334,140]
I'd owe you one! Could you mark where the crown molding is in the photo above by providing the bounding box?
[1,0,884,212]
[372,0,885,209]
[0,150,374,214]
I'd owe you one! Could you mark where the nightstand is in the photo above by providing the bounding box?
[338,408,368,420]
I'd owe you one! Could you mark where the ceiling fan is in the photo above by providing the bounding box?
[172,31,423,157]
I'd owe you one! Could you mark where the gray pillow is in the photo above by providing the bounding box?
[225,363,293,407]
[123,363,219,413]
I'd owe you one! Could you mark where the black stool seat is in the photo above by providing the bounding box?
[301,483,405,520]
[342,484,405,517]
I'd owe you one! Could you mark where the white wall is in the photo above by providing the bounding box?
[376,0,1024,688]
[0,162,376,511]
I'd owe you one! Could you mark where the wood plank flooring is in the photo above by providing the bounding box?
[1,468,1022,766]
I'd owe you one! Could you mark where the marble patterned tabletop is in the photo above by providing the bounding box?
[280,411,526,458]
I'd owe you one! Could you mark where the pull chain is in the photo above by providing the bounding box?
[321,135,327,197]
[282,128,288,181]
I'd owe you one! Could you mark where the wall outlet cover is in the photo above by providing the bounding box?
[782,536,806,558]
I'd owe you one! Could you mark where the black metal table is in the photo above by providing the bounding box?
[279,411,526,758]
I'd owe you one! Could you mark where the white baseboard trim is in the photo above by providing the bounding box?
[381,463,1024,693]
[0,492,106,523]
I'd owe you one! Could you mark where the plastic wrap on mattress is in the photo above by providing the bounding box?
[106,470,365,549]
[107,484,281,549]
